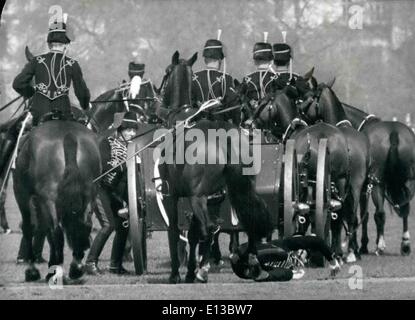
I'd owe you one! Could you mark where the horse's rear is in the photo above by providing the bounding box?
[363,120,415,255]
[13,121,102,282]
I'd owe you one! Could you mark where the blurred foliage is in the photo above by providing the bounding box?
[1,0,415,122]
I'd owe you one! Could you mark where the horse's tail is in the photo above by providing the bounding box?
[224,164,273,242]
[56,133,91,251]
[385,130,409,215]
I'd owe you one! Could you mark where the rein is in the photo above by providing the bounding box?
[90,97,156,104]
[0,95,23,112]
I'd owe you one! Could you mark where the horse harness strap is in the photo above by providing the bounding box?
[336,120,352,127]
[357,114,377,132]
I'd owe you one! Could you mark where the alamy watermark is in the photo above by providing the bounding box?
[48,265,64,290]
[153,125,263,175]
[348,265,363,290]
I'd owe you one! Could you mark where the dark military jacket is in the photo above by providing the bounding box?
[13,51,90,121]
[191,69,235,105]
[243,68,278,102]
[191,68,240,123]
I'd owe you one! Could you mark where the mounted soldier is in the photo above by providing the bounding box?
[12,14,90,126]
[118,60,157,122]
[242,32,277,121]
[192,30,240,124]
[272,37,312,114]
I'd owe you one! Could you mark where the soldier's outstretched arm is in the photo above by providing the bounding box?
[12,59,36,98]
[72,61,91,110]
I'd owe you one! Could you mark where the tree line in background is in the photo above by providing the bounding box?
[1,0,414,122]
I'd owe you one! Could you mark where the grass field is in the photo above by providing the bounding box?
[1,180,415,300]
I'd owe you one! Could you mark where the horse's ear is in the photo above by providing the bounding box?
[172,51,179,65]
[303,66,315,81]
[188,52,198,66]
[234,78,240,88]
[326,77,336,89]
[25,46,34,61]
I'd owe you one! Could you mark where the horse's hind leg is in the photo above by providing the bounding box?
[0,187,10,233]
[372,185,386,255]
[189,195,214,283]
[166,197,181,284]
[359,188,369,254]
[18,196,41,282]
[185,217,199,283]
[400,204,411,256]
[39,199,65,281]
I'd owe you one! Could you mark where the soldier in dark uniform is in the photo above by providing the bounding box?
[120,61,157,119]
[12,18,90,126]
[272,42,314,118]
[192,30,240,124]
[230,234,341,282]
[242,33,277,121]
[86,112,139,275]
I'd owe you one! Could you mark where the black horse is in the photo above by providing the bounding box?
[303,79,370,262]
[155,51,273,283]
[343,103,415,255]
[13,120,102,282]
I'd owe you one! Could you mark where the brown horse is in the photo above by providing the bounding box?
[13,120,102,282]
[344,103,415,256]
[156,51,272,283]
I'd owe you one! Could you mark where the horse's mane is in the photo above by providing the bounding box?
[320,86,348,122]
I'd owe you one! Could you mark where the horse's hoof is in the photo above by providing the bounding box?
[213,259,225,267]
[69,262,85,280]
[359,246,369,255]
[401,242,411,256]
[375,248,384,256]
[169,274,181,284]
[25,267,41,282]
[195,268,208,283]
[346,251,357,264]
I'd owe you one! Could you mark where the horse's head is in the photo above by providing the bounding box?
[302,76,348,126]
[155,51,197,126]
[162,50,197,109]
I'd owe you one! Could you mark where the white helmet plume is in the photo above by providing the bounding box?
[129,75,142,99]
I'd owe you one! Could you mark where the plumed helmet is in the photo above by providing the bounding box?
[128,62,145,78]
[47,14,74,44]
[253,42,273,61]
[272,43,292,65]
[253,32,273,61]
[203,29,225,60]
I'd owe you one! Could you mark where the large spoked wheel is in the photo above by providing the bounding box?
[313,138,331,266]
[127,144,147,275]
[283,139,300,238]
